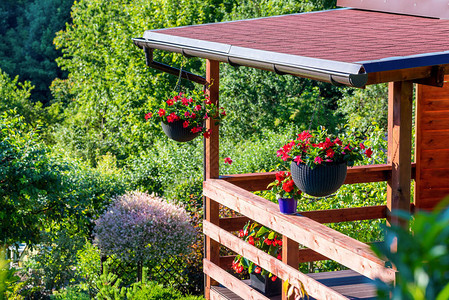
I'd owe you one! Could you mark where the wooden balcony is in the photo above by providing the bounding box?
[202,164,419,299]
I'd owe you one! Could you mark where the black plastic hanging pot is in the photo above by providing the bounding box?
[290,161,347,197]
[161,120,200,142]
[250,273,282,297]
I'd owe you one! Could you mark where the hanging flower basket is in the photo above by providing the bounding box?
[145,90,226,142]
[250,273,282,297]
[276,126,373,197]
[161,120,200,142]
[290,161,347,197]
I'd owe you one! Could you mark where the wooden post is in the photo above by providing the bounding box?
[282,236,299,300]
[387,81,413,228]
[204,59,220,299]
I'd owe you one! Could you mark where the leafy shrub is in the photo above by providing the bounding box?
[373,202,449,300]
[94,192,195,266]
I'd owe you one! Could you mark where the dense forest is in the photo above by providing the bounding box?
[0,0,396,299]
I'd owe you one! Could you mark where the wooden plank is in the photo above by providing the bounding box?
[415,78,449,210]
[212,270,377,300]
[204,259,270,300]
[282,236,299,300]
[418,169,449,189]
[203,179,396,282]
[221,164,417,191]
[418,188,449,200]
[219,206,387,232]
[300,205,387,224]
[387,81,413,227]
[210,287,233,300]
[366,65,434,86]
[420,111,449,131]
[220,248,329,269]
[204,221,350,300]
[205,59,221,299]
[219,255,235,270]
[420,150,449,167]
[418,130,449,150]
[421,99,449,112]
[219,216,251,232]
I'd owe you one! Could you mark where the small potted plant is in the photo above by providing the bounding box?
[232,222,282,297]
[145,90,226,142]
[276,126,373,197]
[267,171,302,214]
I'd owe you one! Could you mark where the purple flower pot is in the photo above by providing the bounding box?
[278,198,297,214]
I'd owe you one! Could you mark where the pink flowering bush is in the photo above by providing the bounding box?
[276,126,373,169]
[94,192,195,265]
[145,90,226,138]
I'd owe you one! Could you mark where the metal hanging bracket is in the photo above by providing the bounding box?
[144,47,207,85]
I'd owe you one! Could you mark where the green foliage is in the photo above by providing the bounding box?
[0,111,67,246]
[373,203,449,300]
[337,84,388,133]
[95,265,203,300]
[0,0,73,104]
[52,286,90,300]
[24,226,86,291]
[0,249,20,300]
[0,69,39,124]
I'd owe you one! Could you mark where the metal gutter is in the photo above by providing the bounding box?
[133,32,368,88]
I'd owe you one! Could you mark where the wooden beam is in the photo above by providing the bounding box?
[282,236,300,300]
[387,81,414,227]
[203,179,396,282]
[219,248,330,270]
[220,163,416,191]
[204,259,270,300]
[219,205,387,232]
[300,205,387,224]
[366,64,449,86]
[204,221,350,300]
[205,59,220,299]
[219,216,251,232]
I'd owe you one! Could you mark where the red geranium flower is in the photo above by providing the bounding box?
[254,267,261,274]
[248,236,255,246]
[203,129,211,138]
[314,156,323,164]
[158,109,166,117]
[282,180,295,193]
[166,98,174,106]
[224,157,233,165]
[365,147,373,158]
[145,112,152,120]
[191,126,202,133]
[183,121,189,128]
[360,143,366,150]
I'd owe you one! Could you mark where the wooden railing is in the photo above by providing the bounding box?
[202,163,416,299]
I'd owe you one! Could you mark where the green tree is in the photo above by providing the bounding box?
[0,111,66,246]
[0,0,73,104]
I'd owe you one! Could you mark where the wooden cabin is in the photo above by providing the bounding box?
[134,1,449,298]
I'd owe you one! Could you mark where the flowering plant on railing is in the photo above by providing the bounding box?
[276,126,373,169]
[232,222,282,281]
[145,90,226,138]
[267,171,302,200]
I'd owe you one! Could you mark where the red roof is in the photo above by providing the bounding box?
[155,9,449,64]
